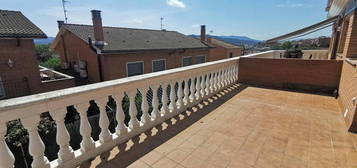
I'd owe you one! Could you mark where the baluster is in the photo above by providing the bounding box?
[200,75,205,99]
[227,66,232,85]
[189,77,196,105]
[183,79,190,106]
[127,90,140,130]
[0,122,15,168]
[139,88,150,126]
[160,83,169,117]
[176,80,183,110]
[195,76,201,101]
[209,72,214,95]
[50,108,74,164]
[217,71,221,90]
[113,94,128,136]
[205,73,210,96]
[223,69,227,87]
[75,102,95,152]
[151,85,160,121]
[213,72,218,92]
[221,69,225,89]
[22,115,50,168]
[95,98,112,143]
[169,81,177,113]
[234,64,238,82]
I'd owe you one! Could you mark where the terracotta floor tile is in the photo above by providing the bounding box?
[140,150,164,165]
[152,157,178,168]
[166,148,191,163]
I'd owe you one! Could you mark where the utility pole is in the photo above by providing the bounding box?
[160,17,163,30]
[62,0,70,23]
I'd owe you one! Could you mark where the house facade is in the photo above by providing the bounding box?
[0,10,75,99]
[51,10,211,83]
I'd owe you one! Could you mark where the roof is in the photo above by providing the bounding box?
[209,38,241,49]
[326,0,355,18]
[0,10,47,38]
[61,24,210,53]
[266,16,338,43]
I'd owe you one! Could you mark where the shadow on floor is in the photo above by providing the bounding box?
[78,83,248,168]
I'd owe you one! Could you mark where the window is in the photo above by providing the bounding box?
[229,52,233,58]
[182,56,193,67]
[196,56,206,64]
[0,76,5,99]
[127,62,144,77]
[152,59,166,72]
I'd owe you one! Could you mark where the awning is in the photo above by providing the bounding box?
[266,16,339,43]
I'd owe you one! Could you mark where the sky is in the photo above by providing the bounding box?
[1,0,331,40]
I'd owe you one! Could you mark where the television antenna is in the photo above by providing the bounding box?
[160,17,164,30]
[62,0,70,23]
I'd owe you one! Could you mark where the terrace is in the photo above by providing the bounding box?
[0,50,356,168]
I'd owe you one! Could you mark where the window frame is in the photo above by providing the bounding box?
[126,61,144,77]
[182,56,193,67]
[152,59,167,72]
[195,55,207,64]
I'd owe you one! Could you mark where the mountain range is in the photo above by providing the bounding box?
[35,35,261,46]
[190,35,261,46]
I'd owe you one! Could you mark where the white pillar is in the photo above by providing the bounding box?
[113,94,128,137]
[205,73,210,96]
[200,75,205,99]
[183,79,189,106]
[160,83,169,118]
[195,76,201,101]
[75,102,95,153]
[189,77,196,105]
[22,115,50,168]
[169,81,177,114]
[176,80,183,110]
[0,122,15,168]
[127,90,140,130]
[139,88,150,126]
[49,108,74,164]
[151,85,160,121]
[95,98,112,143]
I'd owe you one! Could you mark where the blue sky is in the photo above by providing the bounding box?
[2,0,331,40]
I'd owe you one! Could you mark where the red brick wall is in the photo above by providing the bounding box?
[238,58,343,91]
[338,61,357,131]
[342,11,357,59]
[0,39,42,98]
[101,49,209,80]
[53,31,101,82]
[209,44,242,61]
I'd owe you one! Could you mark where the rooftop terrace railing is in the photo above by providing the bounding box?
[0,51,274,168]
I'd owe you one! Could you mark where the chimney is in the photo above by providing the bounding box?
[91,10,104,44]
[57,20,64,30]
[200,25,206,41]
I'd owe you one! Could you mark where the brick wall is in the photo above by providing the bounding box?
[0,39,42,98]
[101,49,210,80]
[342,11,357,58]
[209,44,242,61]
[238,58,343,92]
[338,61,357,132]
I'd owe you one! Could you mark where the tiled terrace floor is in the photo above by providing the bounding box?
[81,85,357,168]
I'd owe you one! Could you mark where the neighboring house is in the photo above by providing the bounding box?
[0,10,74,99]
[198,25,243,61]
[51,10,211,83]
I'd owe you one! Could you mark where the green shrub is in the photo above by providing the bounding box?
[40,56,61,70]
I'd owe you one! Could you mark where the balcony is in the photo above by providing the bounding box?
[0,51,356,168]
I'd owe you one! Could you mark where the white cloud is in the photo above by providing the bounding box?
[166,0,186,8]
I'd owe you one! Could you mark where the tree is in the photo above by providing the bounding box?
[281,41,293,50]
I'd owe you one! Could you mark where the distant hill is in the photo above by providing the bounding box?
[34,37,55,45]
[190,35,261,46]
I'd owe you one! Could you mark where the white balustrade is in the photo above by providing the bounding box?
[1,50,281,168]
[189,77,196,105]
[151,85,160,121]
[96,98,112,143]
[50,108,74,164]
[127,90,140,130]
[183,79,190,106]
[113,93,128,137]
[176,80,184,110]
[22,115,50,168]
[169,81,177,114]
[0,122,15,168]
[139,88,150,126]
[160,83,169,118]
[75,102,95,153]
